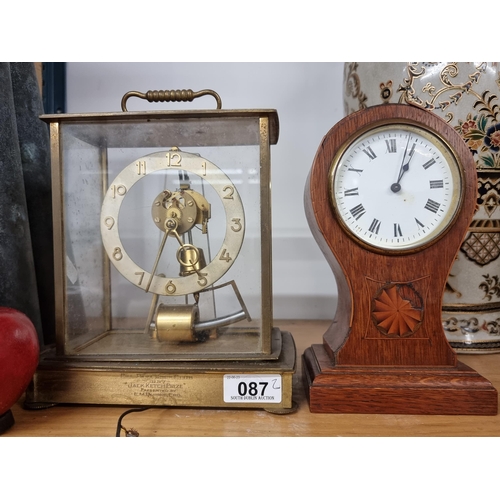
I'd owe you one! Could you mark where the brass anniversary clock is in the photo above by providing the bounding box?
[303,104,497,415]
[25,89,296,411]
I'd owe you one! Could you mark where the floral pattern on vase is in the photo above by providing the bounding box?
[343,62,500,352]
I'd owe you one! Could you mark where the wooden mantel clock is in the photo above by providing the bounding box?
[303,103,498,415]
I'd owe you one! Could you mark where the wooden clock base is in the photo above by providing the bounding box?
[303,345,498,415]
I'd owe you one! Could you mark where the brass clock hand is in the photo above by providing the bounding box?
[144,222,173,293]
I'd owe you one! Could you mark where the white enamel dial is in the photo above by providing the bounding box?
[100,149,245,296]
[330,123,462,251]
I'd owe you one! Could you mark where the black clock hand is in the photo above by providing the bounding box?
[391,135,413,193]
[392,159,411,192]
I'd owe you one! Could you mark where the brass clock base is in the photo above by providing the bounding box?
[303,345,498,415]
[25,329,296,412]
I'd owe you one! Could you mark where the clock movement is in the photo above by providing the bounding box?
[303,103,497,415]
[25,89,296,411]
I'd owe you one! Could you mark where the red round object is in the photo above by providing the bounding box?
[0,307,39,415]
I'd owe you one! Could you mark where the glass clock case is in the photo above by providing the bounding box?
[26,101,295,410]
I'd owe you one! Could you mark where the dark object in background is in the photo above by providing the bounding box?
[0,62,54,346]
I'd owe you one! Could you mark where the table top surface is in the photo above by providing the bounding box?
[4,320,500,437]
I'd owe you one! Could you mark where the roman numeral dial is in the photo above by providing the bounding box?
[331,123,462,251]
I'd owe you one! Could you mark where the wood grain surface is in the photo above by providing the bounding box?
[4,320,500,437]
[305,104,478,367]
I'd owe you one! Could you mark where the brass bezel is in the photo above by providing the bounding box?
[328,117,465,255]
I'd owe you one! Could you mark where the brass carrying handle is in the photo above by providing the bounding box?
[121,89,222,111]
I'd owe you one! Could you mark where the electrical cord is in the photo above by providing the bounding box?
[115,407,153,437]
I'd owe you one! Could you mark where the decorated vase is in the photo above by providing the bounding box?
[343,62,500,352]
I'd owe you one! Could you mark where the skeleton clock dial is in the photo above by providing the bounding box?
[100,149,245,298]
[303,103,497,415]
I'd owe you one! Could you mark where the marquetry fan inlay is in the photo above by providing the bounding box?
[372,284,423,337]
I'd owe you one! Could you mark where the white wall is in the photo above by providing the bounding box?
[66,62,345,319]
